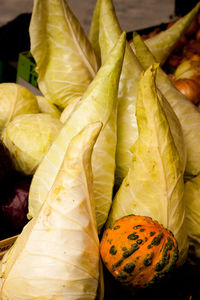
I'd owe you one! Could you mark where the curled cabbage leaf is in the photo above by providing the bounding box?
[0,83,39,135]
[90,0,200,67]
[0,122,102,300]
[144,1,200,65]
[183,174,200,258]
[88,0,101,60]
[98,0,186,187]
[29,0,100,109]
[36,96,61,118]
[107,64,188,265]
[99,0,142,187]
[132,31,200,178]
[2,114,62,175]
[28,32,126,233]
[60,98,81,124]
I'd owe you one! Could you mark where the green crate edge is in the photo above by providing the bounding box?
[16,51,38,88]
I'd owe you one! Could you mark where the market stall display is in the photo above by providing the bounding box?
[0,0,200,299]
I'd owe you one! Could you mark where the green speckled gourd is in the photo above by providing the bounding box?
[100,215,178,290]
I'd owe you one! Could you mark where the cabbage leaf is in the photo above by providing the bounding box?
[132,32,200,178]
[0,83,39,135]
[99,0,143,187]
[107,64,188,265]
[145,1,200,65]
[60,98,81,123]
[98,0,186,186]
[88,0,101,60]
[36,96,61,119]
[89,0,200,67]
[0,122,102,300]
[29,0,100,109]
[2,113,62,175]
[28,32,126,233]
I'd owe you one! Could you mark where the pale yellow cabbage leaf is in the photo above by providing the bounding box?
[29,0,100,109]
[28,32,126,233]
[107,64,188,265]
[88,0,101,60]
[0,83,39,135]
[60,98,81,123]
[99,0,186,187]
[132,31,200,178]
[89,0,200,68]
[99,0,142,187]
[145,1,200,65]
[2,113,62,175]
[0,122,102,300]
[36,96,61,118]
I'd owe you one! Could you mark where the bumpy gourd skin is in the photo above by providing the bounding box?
[100,215,178,291]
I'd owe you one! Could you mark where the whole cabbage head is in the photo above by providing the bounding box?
[0,83,39,135]
[1,113,62,175]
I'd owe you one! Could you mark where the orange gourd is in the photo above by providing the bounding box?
[100,215,178,291]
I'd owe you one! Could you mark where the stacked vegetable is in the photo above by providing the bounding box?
[140,10,200,106]
[0,0,200,299]
[0,140,32,240]
[0,83,62,238]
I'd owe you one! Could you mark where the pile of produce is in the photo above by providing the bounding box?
[139,11,200,107]
[0,0,200,299]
